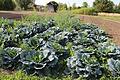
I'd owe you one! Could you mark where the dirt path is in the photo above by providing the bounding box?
[0,11,55,19]
[80,15,120,46]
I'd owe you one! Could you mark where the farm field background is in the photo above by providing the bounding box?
[1,0,120,79]
[0,11,120,80]
[1,11,120,46]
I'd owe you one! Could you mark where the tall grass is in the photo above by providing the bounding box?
[52,11,80,31]
[72,8,97,15]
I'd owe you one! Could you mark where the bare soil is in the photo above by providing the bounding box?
[0,11,55,19]
[0,12,23,19]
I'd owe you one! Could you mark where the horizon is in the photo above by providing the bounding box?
[35,0,120,7]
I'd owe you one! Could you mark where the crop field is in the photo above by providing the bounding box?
[0,11,120,80]
[80,15,120,46]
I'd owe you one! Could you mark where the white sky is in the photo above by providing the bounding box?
[35,0,120,7]
[35,0,94,7]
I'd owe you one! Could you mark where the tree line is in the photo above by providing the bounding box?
[58,0,120,13]
[93,0,120,13]
[0,0,120,13]
[0,0,34,10]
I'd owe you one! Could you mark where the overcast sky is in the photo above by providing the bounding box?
[35,0,120,7]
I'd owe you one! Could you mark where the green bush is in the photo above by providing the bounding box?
[0,0,16,10]
[72,8,97,15]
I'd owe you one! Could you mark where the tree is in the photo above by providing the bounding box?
[0,0,16,10]
[118,3,120,8]
[93,0,114,13]
[117,3,120,12]
[16,0,34,10]
[0,0,3,10]
[72,3,77,10]
[58,3,68,11]
[113,3,120,13]
[82,2,88,8]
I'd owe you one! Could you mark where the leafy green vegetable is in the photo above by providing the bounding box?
[0,15,120,79]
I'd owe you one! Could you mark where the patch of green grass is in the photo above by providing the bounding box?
[71,8,96,15]
[0,70,120,80]
[99,16,120,22]
[0,70,74,80]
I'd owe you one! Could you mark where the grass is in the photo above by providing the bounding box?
[0,69,120,80]
[0,69,73,80]
[71,8,96,15]
[98,16,120,22]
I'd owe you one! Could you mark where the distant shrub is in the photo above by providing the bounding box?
[72,8,97,15]
[0,0,16,10]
